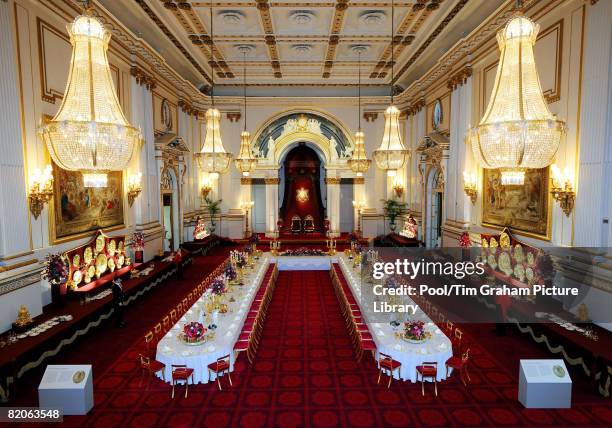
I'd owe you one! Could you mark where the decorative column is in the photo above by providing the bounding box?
[264,177,279,237]
[0,1,30,259]
[326,177,341,236]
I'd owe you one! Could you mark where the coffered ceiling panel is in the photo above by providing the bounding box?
[106,0,505,92]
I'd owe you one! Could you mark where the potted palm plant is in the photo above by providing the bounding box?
[382,198,409,233]
[203,197,222,234]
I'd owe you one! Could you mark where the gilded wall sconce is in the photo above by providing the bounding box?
[28,165,54,219]
[462,171,477,204]
[392,178,404,198]
[550,164,576,216]
[201,179,213,199]
[127,172,142,207]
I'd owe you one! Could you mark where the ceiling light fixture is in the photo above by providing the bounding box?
[348,48,371,177]
[234,50,258,177]
[468,0,566,186]
[195,0,233,178]
[372,0,409,177]
[38,2,140,188]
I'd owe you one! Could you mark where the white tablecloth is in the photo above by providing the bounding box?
[155,257,270,384]
[338,255,452,382]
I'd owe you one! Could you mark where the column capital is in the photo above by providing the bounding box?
[446,65,473,91]
[325,177,341,185]
[241,177,253,185]
[130,66,156,90]
[264,177,280,185]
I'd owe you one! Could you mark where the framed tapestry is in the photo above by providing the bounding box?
[51,163,124,241]
[482,167,550,239]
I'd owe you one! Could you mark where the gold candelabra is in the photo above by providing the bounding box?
[269,239,281,255]
[326,238,337,255]
[550,164,576,216]
[127,172,142,207]
[28,165,54,219]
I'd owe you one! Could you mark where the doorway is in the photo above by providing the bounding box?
[162,193,174,252]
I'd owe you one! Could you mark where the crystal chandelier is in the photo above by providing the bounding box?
[38,10,140,188]
[468,11,566,186]
[195,1,232,178]
[348,49,371,177]
[372,0,409,176]
[234,51,257,176]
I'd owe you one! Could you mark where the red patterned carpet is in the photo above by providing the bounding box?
[10,267,612,427]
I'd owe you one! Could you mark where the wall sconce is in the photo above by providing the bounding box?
[462,171,477,204]
[201,178,212,199]
[392,178,404,198]
[550,164,576,216]
[28,165,54,219]
[127,172,143,207]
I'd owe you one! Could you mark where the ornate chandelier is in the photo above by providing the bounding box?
[195,1,232,178]
[372,0,409,176]
[234,50,257,176]
[38,10,140,188]
[348,48,371,177]
[468,12,566,185]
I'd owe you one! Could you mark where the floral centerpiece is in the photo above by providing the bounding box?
[232,250,247,269]
[280,248,327,256]
[42,253,69,286]
[210,275,226,296]
[130,232,145,251]
[403,320,431,343]
[458,232,471,248]
[224,262,238,284]
[180,321,207,344]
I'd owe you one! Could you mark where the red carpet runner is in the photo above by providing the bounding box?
[14,269,612,427]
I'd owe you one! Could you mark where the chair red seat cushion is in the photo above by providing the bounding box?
[234,340,249,351]
[380,358,401,370]
[445,356,464,369]
[148,360,166,372]
[172,367,193,380]
[416,365,437,376]
[208,361,230,372]
[361,341,377,351]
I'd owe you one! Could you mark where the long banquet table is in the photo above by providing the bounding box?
[155,256,270,384]
[337,254,453,382]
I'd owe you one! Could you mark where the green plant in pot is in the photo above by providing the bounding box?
[203,197,222,234]
[382,198,409,233]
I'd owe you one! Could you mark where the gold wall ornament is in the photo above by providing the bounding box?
[28,165,54,219]
[550,164,576,216]
[200,177,212,199]
[38,12,140,188]
[392,177,404,198]
[127,172,142,207]
[296,188,309,203]
[462,171,477,204]
[468,14,566,186]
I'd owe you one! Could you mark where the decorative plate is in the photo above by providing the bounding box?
[108,258,116,272]
[513,244,524,263]
[487,254,498,269]
[87,265,96,278]
[95,235,105,253]
[498,252,513,276]
[481,238,489,248]
[118,241,124,252]
[108,240,116,256]
[96,253,107,275]
[553,365,565,378]
[72,254,81,267]
[525,267,534,283]
[84,247,93,264]
[72,270,83,286]
[72,370,86,383]
[500,232,511,248]
[490,237,498,248]
[117,254,125,268]
[513,264,526,282]
[527,252,535,266]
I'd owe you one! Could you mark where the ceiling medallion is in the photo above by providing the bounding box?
[290,10,316,26]
[218,10,245,26]
[234,44,255,55]
[359,10,386,27]
[350,44,370,56]
[291,44,313,57]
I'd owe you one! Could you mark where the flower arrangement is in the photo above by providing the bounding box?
[182,322,207,343]
[131,231,145,251]
[458,232,471,248]
[41,253,69,286]
[280,248,327,256]
[193,218,210,240]
[231,250,247,268]
[224,262,237,282]
[210,276,226,295]
[403,320,430,342]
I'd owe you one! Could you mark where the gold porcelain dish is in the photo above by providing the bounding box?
[84,247,93,264]
[96,253,107,275]
[108,240,116,256]
[499,252,513,276]
[108,258,116,272]
[117,254,125,268]
[514,264,526,282]
[72,254,80,267]
[72,270,83,285]
[500,232,511,248]
[526,267,535,283]
[490,237,498,248]
[482,239,489,248]
[87,265,96,278]
[487,254,498,269]
[118,241,124,252]
[95,235,105,253]
[527,252,535,266]
[513,244,524,263]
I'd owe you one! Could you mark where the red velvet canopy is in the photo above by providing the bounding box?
[279,145,325,232]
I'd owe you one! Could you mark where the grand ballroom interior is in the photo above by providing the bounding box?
[0,0,611,426]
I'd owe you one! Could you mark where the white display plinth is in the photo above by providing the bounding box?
[518,359,571,408]
[39,365,93,415]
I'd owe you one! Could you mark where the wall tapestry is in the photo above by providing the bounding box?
[482,167,550,238]
[52,163,124,239]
